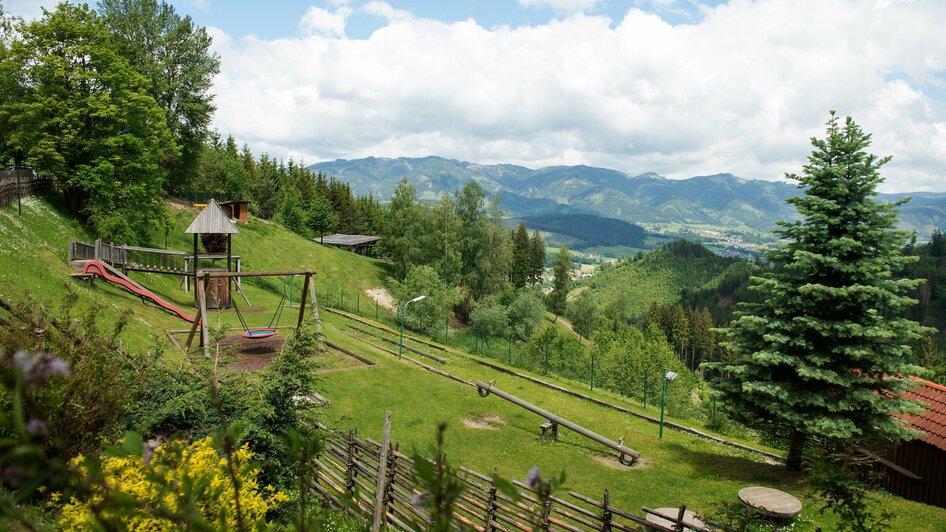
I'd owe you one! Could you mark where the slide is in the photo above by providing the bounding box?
[79,260,195,323]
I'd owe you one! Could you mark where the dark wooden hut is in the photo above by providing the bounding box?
[874,377,946,508]
[317,234,380,255]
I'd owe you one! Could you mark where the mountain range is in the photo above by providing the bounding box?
[309,156,946,241]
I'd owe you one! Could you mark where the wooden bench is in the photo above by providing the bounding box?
[540,421,558,442]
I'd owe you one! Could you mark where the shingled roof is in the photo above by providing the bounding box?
[901,376,946,451]
[185,199,239,234]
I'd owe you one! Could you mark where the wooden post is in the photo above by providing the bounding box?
[371,411,393,532]
[345,430,357,496]
[601,490,612,531]
[67,237,75,263]
[675,505,687,532]
[298,273,310,328]
[193,234,199,306]
[485,476,499,531]
[94,238,101,260]
[199,273,210,358]
[226,233,232,308]
[307,276,325,352]
[184,307,202,351]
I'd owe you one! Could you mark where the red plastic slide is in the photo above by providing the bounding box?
[81,260,195,323]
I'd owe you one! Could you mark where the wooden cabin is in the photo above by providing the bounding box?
[220,200,251,223]
[875,377,946,507]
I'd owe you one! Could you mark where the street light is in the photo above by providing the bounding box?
[399,295,426,358]
[659,369,678,440]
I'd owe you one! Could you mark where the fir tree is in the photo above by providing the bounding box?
[707,113,927,471]
[548,246,571,321]
[529,230,545,286]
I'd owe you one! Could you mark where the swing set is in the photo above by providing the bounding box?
[184,269,321,357]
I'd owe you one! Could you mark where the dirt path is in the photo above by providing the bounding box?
[365,287,396,312]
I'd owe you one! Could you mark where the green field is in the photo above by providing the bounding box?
[4,195,945,530]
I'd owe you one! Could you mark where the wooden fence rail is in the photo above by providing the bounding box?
[312,426,710,531]
[0,169,55,207]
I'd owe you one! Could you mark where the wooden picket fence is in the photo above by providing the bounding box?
[0,168,55,207]
[312,426,710,531]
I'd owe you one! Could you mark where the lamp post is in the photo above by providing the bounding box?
[659,369,678,440]
[399,295,426,358]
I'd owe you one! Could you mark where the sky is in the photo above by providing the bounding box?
[5,0,946,193]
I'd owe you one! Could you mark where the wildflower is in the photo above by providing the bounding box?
[7,350,71,388]
[26,419,49,435]
[525,466,542,492]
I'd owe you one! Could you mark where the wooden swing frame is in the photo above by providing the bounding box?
[184,269,322,357]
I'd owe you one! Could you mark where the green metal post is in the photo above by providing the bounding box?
[643,368,649,409]
[398,302,405,359]
[659,368,668,440]
[590,350,595,391]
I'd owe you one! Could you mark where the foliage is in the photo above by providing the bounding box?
[548,246,571,318]
[99,0,220,196]
[511,222,531,289]
[505,290,545,342]
[0,291,157,457]
[521,213,648,250]
[707,114,928,470]
[59,436,286,529]
[307,195,340,238]
[593,326,696,416]
[809,448,894,532]
[388,266,462,337]
[470,300,509,343]
[410,422,467,532]
[521,326,587,379]
[195,135,252,200]
[0,3,174,243]
[529,230,546,287]
[647,303,722,369]
[568,291,598,340]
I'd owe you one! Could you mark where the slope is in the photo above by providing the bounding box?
[577,240,748,322]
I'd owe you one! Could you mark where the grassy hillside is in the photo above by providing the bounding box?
[577,239,750,322]
[5,195,946,530]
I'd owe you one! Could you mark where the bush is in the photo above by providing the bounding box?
[59,436,286,529]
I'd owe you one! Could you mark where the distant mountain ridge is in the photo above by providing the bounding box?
[309,156,946,237]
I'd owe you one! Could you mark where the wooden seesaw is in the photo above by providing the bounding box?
[475,380,641,466]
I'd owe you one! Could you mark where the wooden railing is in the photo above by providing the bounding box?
[68,239,238,276]
[313,427,709,531]
[0,168,55,207]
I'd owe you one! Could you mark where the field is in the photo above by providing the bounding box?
[3,195,946,530]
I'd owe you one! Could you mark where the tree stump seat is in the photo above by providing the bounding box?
[540,421,558,442]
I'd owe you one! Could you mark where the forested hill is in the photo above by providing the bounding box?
[575,240,753,324]
[308,156,946,237]
[519,213,650,249]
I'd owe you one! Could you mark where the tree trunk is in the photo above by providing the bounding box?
[786,430,806,471]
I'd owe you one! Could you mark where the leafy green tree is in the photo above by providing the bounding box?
[469,301,508,346]
[384,179,425,279]
[307,195,339,238]
[706,114,927,471]
[568,291,598,341]
[529,230,545,287]
[388,266,462,337]
[511,222,531,288]
[506,290,545,342]
[195,137,251,200]
[548,247,571,320]
[1,3,173,243]
[99,0,219,195]
[275,186,308,236]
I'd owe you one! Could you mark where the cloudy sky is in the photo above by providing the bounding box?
[6,0,946,192]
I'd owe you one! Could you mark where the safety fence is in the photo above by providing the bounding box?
[313,426,709,531]
[0,168,55,207]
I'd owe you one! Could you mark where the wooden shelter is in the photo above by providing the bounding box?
[317,234,380,255]
[221,200,251,223]
[873,377,946,507]
[185,199,239,308]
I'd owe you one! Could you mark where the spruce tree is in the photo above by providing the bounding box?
[707,113,926,471]
[548,246,571,321]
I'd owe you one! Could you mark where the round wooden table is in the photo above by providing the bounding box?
[738,486,803,518]
[645,507,706,531]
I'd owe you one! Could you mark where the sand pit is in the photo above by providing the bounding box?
[593,454,650,470]
[365,288,396,312]
[463,415,506,430]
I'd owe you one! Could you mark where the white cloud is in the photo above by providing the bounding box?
[362,1,412,22]
[3,0,58,20]
[299,5,351,38]
[209,0,946,192]
[517,0,598,15]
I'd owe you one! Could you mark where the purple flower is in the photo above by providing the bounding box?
[8,350,71,388]
[525,466,542,492]
[26,419,49,435]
